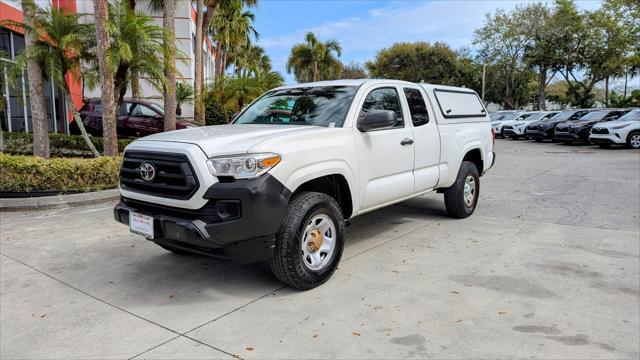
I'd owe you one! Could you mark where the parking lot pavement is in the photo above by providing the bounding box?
[1,139,639,359]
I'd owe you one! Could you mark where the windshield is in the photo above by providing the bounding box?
[615,109,640,122]
[233,86,358,127]
[525,112,549,121]
[578,110,609,121]
[493,112,521,121]
[546,110,578,122]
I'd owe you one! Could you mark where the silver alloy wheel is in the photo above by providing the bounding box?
[463,175,476,207]
[301,214,337,271]
[630,134,640,149]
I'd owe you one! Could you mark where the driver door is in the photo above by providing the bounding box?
[354,86,415,212]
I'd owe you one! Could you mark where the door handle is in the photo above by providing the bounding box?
[400,138,414,146]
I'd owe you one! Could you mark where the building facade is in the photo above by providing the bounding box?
[0,0,215,134]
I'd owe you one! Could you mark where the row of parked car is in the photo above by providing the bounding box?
[490,108,640,149]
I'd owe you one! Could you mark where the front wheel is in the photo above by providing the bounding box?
[627,131,640,149]
[443,161,480,218]
[270,192,345,290]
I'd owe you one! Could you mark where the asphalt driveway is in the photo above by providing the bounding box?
[1,139,639,359]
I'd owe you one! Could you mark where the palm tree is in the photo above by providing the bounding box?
[20,0,49,157]
[6,6,100,156]
[175,82,194,116]
[211,0,259,78]
[148,0,178,131]
[194,0,205,125]
[230,44,270,77]
[287,32,342,83]
[99,1,168,109]
[94,0,118,157]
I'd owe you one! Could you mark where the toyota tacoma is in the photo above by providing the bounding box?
[114,80,495,289]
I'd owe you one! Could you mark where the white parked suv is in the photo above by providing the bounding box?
[589,108,640,149]
[502,111,557,139]
[114,80,495,289]
[491,111,526,137]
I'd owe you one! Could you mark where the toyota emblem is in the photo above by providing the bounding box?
[139,162,156,182]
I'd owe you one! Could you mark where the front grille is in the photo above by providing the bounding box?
[592,127,609,134]
[120,151,199,199]
[503,125,514,130]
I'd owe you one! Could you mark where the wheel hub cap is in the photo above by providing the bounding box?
[631,135,640,148]
[301,214,336,271]
[463,176,476,207]
[306,229,323,253]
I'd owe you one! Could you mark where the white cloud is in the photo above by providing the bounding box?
[263,0,603,84]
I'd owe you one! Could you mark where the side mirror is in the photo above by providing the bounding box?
[358,110,397,132]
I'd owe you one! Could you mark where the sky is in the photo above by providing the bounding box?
[252,0,605,85]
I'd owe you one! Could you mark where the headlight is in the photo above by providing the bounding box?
[612,124,630,129]
[206,153,281,179]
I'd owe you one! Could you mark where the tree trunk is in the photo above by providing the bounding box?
[623,68,628,98]
[94,0,118,157]
[63,88,100,157]
[604,77,609,106]
[194,0,205,126]
[313,61,318,82]
[130,70,141,100]
[22,0,49,158]
[163,0,177,131]
[214,42,222,79]
[537,66,547,111]
[113,64,130,111]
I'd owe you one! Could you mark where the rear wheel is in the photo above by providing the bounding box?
[270,192,345,290]
[443,161,480,218]
[627,131,640,149]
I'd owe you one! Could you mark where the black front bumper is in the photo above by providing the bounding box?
[589,138,615,145]
[554,132,588,143]
[114,174,292,263]
[525,128,552,140]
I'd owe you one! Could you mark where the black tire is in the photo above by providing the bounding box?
[598,144,611,149]
[270,192,345,290]
[443,161,480,218]
[627,131,640,149]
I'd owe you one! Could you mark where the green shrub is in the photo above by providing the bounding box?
[205,98,236,125]
[0,131,134,157]
[0,153,121,192]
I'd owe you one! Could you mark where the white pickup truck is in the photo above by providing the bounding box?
[114,79,495,289]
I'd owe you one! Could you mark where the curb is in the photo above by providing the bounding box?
[0,189,120,212]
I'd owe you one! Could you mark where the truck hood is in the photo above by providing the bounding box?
[134,124,324,157]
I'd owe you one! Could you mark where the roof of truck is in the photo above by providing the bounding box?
[276,79,479,94]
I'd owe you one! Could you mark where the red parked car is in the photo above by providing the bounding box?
[70,98,196,138]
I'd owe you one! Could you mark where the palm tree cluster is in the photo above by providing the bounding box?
[287,32,343,83]
[3,0,290,158]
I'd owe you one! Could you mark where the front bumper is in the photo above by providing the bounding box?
[525,128,551,140]
[114,174,292,263]
[589,133,626,145]
[554,132,586,143]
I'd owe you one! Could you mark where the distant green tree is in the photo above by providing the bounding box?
[366,42,458,84]
[341,62,367,79]
[474,3,547,109]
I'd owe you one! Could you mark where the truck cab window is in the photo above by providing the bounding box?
[403,88,429,126]
[361,88,404,128]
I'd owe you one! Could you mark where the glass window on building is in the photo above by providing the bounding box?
[1,27,68,133]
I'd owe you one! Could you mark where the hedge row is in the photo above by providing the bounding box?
[0,153,120,193]
[1,131,135,157]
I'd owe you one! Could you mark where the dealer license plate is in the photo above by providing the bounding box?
[129,212,154,239]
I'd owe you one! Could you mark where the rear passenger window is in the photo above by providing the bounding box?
[360,88,404,128]
[433,89,485,118]
[403,88,429,127]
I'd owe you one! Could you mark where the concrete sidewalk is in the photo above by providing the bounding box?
[1,140,639,359]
